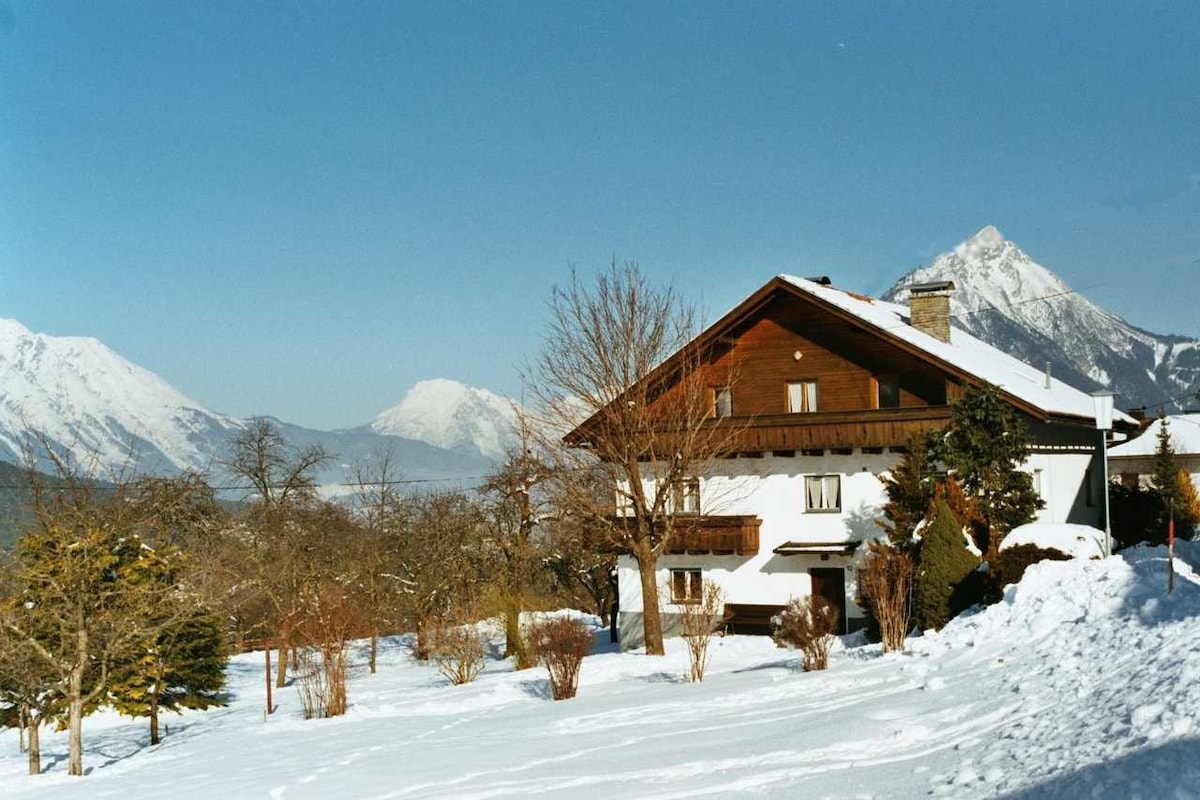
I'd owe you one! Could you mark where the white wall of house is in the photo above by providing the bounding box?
[619,450,895,621]
[1025,450,1101,527]
[616,444,1102,648]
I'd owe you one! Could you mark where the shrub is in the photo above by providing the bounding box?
[991,544,1071,589]
[677,582,726,682]
[529,616,593,700]
[858,543,916,653]
[772,596,840,671]
[913,500,980,631]
[428,624,488,686]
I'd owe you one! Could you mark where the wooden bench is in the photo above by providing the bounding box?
[722,603,787,637]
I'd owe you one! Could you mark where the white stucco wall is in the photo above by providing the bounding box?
[619,450,895,621]
[1026,450,1102,527]
[618,446,1103,629]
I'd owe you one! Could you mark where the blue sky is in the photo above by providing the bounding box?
[3,1,1198,429]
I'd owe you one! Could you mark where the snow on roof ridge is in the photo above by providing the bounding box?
[775,274,1135,424]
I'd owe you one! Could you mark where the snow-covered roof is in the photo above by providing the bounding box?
[999,522,1105,559]
[1109,414,1200,458]
[777,275,1137,425]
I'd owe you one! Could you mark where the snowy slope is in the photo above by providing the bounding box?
[883,226,1200,412]
[5,545,1200,798]
[370,378,519,461]
[0,318,243,474]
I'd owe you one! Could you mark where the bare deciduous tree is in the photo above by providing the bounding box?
[527,261,742,655]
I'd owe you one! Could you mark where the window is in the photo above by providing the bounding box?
[787,380,818,413]
[671,568,702,604]
[876,376,900,409]
[805,475,841,512]
[712,386,732,418]
[671,478,700,515]
[1032,468,1044,499]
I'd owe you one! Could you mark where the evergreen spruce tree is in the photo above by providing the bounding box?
[913,500,980,631]
[879,433,937,550]
[1150,418,1200,539]
[936,384,1043,556]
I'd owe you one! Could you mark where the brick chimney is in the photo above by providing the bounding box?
[908,281,955,343]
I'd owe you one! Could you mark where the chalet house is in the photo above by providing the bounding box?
[578,275,1137,649]
[1110,413,1200,493]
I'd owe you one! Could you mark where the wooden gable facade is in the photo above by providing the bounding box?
[611,276,1109,456]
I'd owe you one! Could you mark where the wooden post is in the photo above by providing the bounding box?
[1168,499,1176,595]
[265,646,274,718]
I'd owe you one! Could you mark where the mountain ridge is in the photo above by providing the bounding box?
[882,226,1200,412]
[0,320,515,483]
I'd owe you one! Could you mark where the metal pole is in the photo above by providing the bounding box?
[1101,430,1112,557]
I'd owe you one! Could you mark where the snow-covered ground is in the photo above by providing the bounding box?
[4,546,1200,799]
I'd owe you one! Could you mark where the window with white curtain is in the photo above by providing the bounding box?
[805,475,841,512]
[787,380,818,413]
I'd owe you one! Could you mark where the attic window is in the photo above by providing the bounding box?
[787,380,818,413]
[876,376,900,409]
[711,387,732,419]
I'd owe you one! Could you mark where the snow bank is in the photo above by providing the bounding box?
[999,522,1105,559]
[6,552,1200,799]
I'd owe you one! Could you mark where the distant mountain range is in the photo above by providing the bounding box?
[883,226,1200,414]
[0,318,518,487]
[3,226,1196,490]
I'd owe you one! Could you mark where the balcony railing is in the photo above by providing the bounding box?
[665,515,761,556]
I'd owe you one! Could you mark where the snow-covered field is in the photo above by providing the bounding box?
[4,546,1200,799]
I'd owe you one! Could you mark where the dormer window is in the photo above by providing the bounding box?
[787,380,818,413]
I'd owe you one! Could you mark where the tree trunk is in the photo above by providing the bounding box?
[26,716,39,775]
[149,692,160,746]
[608,568,620,644]
[415,617,429,660]
[68,672,85,776]
[18,704,27,753]
[633,540,665,655]
[275,637,288,688]
[68,620,87,776]
[503,604,522,660]
[369,632,378,675]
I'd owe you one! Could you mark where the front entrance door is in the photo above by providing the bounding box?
[809,567,847,635]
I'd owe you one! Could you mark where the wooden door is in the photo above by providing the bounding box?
[809,567,847,635]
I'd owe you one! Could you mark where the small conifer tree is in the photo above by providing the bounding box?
[1151,418,1200,539]
[913,500,980,631]
[879,433,937,549]
[936,384,1043,556]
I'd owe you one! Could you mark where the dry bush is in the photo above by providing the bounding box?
[428,623,488,685]
[291,586,364,718]
[529,616,594,700]
[859,544,916,653]
[677,582,726,682]
[772,596,840,671]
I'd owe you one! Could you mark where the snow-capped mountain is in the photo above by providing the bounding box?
[0,318,243,474]
[370,378,519,462]
[883,226,1200,411]
[0,319,505,483]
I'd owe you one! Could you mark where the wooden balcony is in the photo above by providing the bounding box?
[665,515,761,556]
[708,406,954,452]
